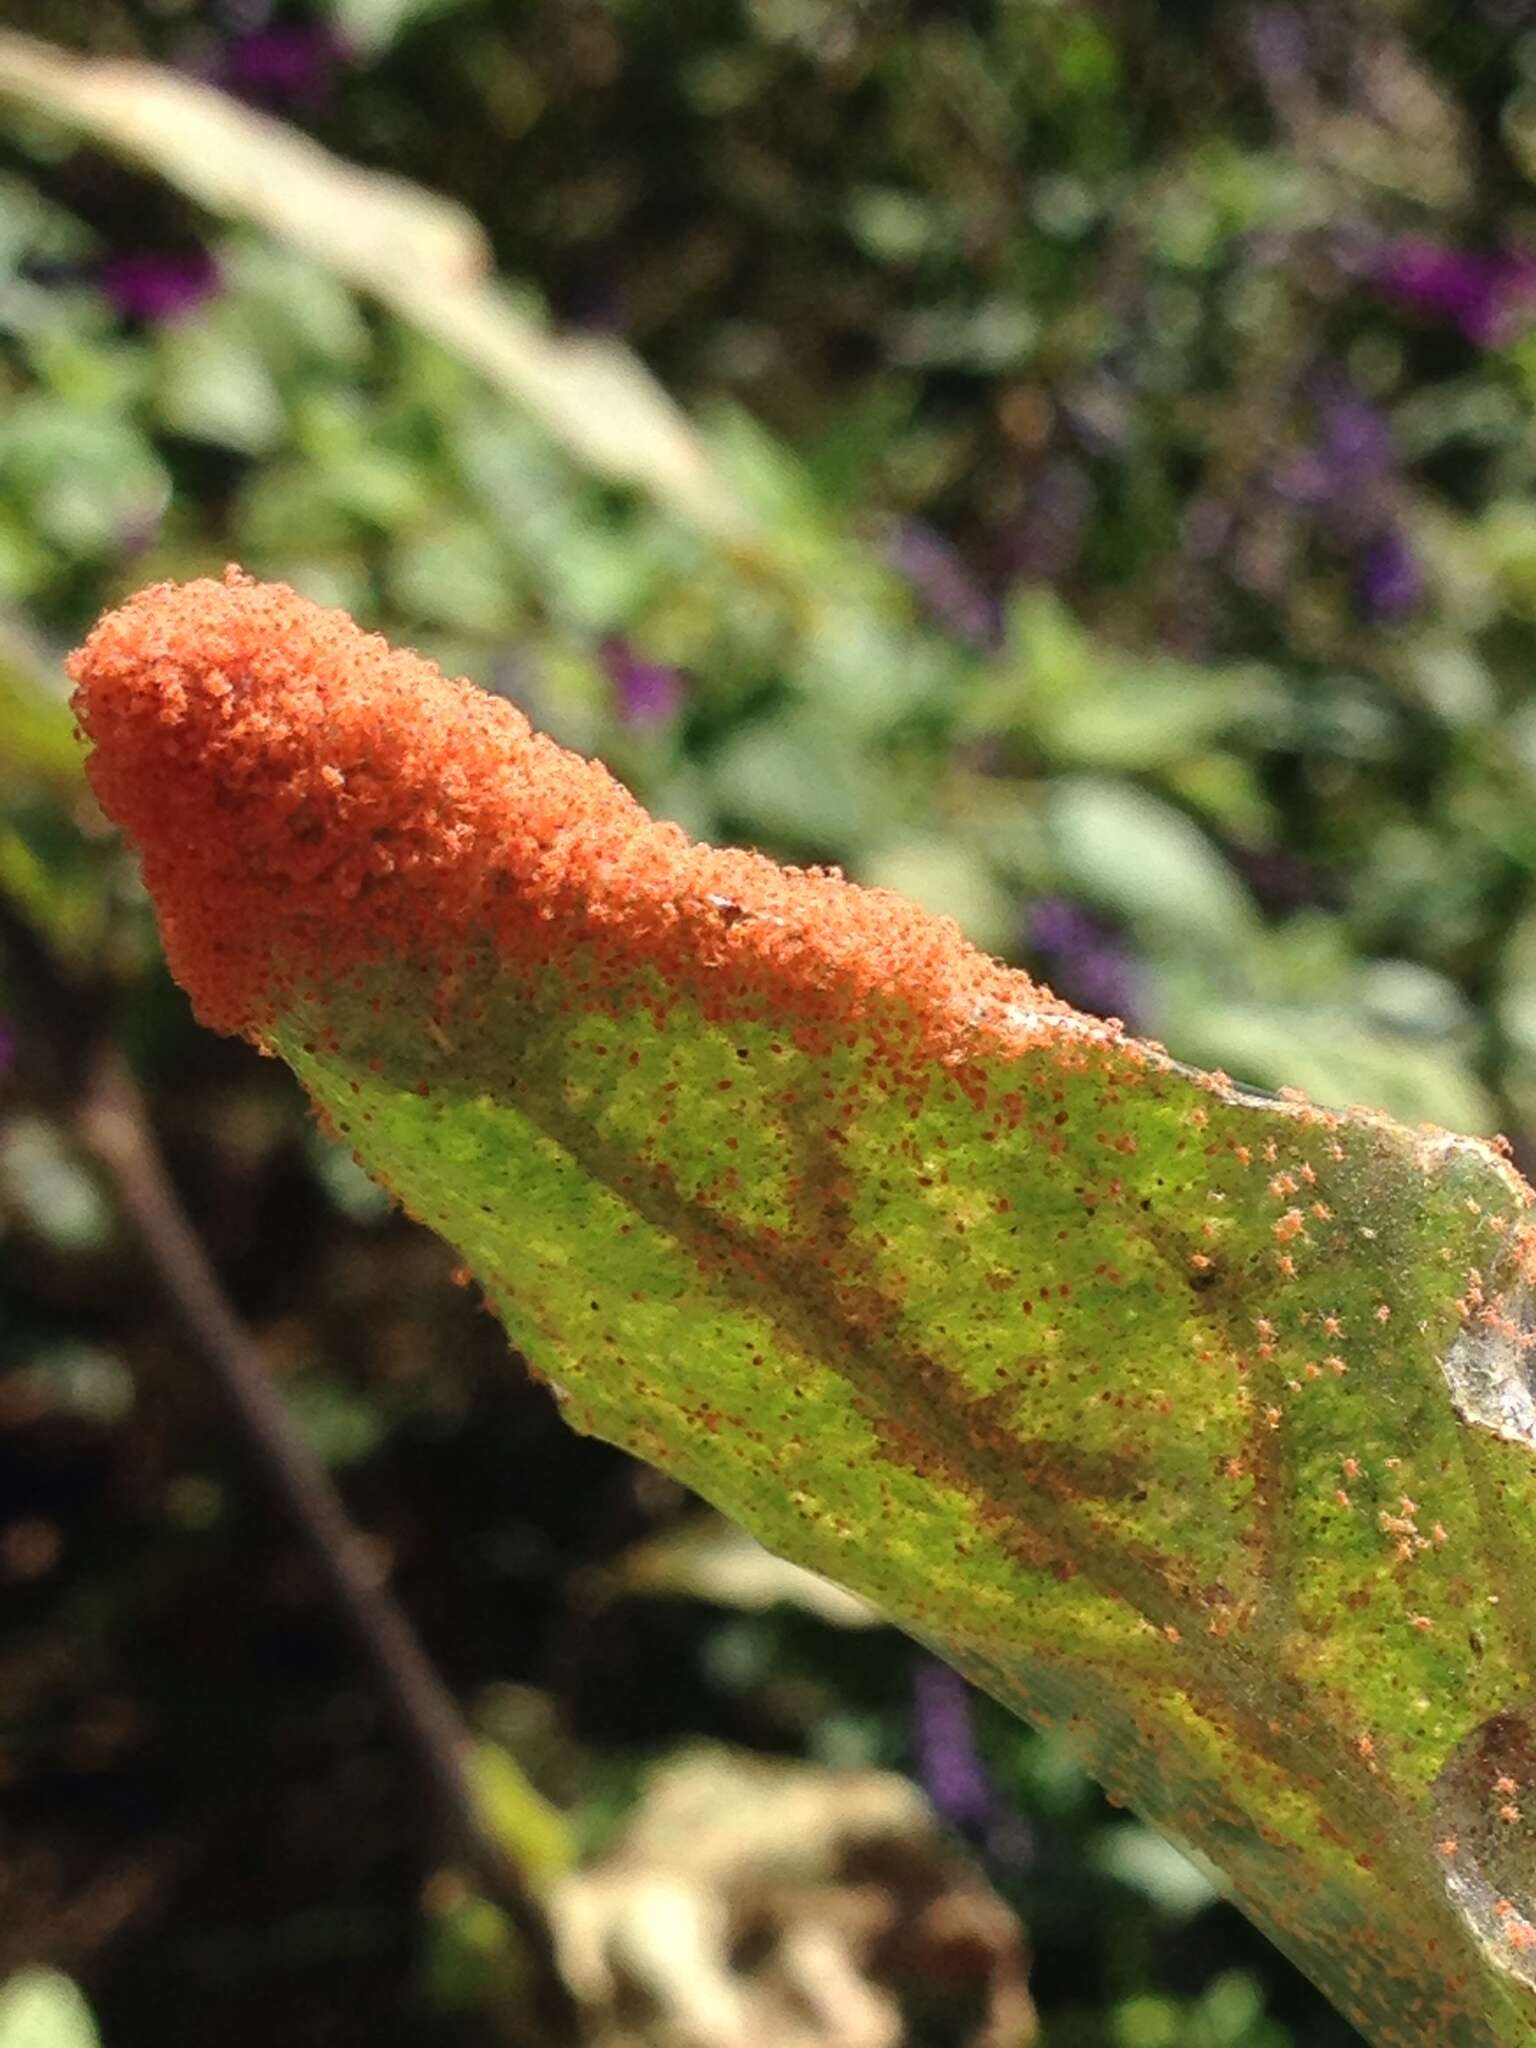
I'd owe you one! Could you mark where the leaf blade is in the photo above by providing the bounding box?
[71,574,1536,2046]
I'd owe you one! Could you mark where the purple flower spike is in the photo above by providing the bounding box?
[1029,897,1141,1026]
[1278,378,1394,510]
[220,27,348,112]
[1357,528,1424,623]
[911,1658,1037,1875]
[913,1659,994,1835]
[1029,898,1100,957]
[599,637,684,728]
[1319,386,1393,488]
[100,248,221,326]
[1374,240,1536,347]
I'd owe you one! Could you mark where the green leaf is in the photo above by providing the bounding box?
[0,1973,101,2048]
[846,185,937,265]
[0,612,80,790]
[322,0,475,58]
[386,519,520,636]
[709,712,880,853]
[0,396,167,557]
[0,31,748,544]
[467,1741,573,1889]
[155,306,285,454]
[858,833,1019,955]
[974,591,1253,771]
[72,579,1536,2048]
[1166,995,1497,1135]
[222,237,371,371]
[1050,776,1256,948]
[1150,936,1496,1134]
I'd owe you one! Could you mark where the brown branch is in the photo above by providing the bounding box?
[73,1041,578,2044]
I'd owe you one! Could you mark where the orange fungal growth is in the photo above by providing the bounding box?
[70,571,1082,1067]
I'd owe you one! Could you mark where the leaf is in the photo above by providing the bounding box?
[615,1516,882,1629]
[0,1973,101,2048]
[0,32,747,545]
[0,396,167,559]
[0,612,80,792]
[322,0,476,58]
[1049,777,1256,948]
[70,574,1536,2046]
[709,713,880,854]
[468,1741,574,1891]
[972,591,1253,771]
[858,834,1020,956]
[1165,995,1496,1136]
[154,304,286,454]
[385,518,521,637]
[1152,940,1497,1133]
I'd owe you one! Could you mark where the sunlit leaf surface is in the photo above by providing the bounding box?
[71,574,1536,2046]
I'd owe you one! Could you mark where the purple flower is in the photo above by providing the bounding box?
[100,248,220,325]
[1357,528,1424,623]
[1275,381,1392,508]
[1029,898,1100,956]
[913,1660,993,1835]
[1373,240,1536,347]
[218,27,347,111]
[911,1659,1037,1874]
[599,637,684,728]
[1319,387,1394,488]
[884,520,1001,650]
[1028,898,1141,1026]
[1266,375,1427,610]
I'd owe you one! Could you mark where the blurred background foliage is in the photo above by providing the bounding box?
[7,0,1536,2042]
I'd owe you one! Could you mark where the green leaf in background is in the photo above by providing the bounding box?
[154,304,286,456]
[974,591,1253,772]
[709,712,879,854]
[0,31,749,546]
[0,613,79,792]
[1050,777,1256,951]
[0,1973,101,2048]
[0,398,166,561]
[468,1741,574,1892]
[322,0,476,60]
[859,833,1020,956]
[70,573,1536,2046]
[385,519,521,638]
[1148,926,1499,1137]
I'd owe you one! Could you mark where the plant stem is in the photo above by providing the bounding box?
[75,1043,577,2043]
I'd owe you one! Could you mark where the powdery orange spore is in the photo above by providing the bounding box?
[70,572,1083,1066]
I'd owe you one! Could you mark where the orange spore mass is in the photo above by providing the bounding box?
[69,572,1079,1060]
